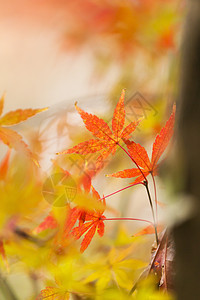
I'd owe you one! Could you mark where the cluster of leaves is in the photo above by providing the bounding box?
[63,0,179,57]
[37,90,174,298]
[0,91,175,300]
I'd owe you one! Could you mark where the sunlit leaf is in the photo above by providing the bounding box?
[108,105,176,183]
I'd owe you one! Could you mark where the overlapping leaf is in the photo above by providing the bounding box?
[0,94,48,165]
[108,104,176,183]
[71,186,106,252]
[35,174,105,253]
[58,90,139,162]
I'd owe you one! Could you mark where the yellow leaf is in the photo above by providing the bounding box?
[0,127,39,166]
[37,287,69,300]
[0,107,48,126]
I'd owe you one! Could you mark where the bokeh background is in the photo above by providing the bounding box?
[0,0,183,108]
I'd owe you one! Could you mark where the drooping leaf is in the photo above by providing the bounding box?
[0,127,39,166]
[0,107,48,126]
[0,95,48,166]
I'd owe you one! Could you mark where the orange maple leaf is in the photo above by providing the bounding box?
[63,206,87,238]
[0,94,48,166]
[133,224,164,237]
[58,90,139,162]
[108,104,176,183]
[71,186,106,252]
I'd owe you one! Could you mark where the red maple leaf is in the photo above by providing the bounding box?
[71,186,106,252]
[58,90,139,163]
[107,104,176,183]
[63,206,87,237]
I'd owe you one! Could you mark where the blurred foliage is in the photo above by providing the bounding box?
[60,0,183,104]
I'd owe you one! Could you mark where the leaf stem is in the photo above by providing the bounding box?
[144,181,159,246]
[99,182,144,202]
[117,142,148,183]
[104,217,154,226]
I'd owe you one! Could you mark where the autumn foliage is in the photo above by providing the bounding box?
[0,91,176,299]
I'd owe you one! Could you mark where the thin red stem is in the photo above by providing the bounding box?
[117,142,159,244]
[104,217,154,226]
[117,142,148,183]
[98,182,144,202]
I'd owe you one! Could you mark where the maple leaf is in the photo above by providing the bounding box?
[84,246,146,291]
[108,104,176,183]
[35,164,104,240]
[71,186,106,252]
[34,214,58,234]
[37,286,69,300]
[58,89,139,162]
[0,94,48,166]
[133,224,164,237]
[63,206,87,238]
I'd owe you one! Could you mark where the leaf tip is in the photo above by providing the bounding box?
[56,149,68,155]
[172,102,176,113]
[1,91,6,99]
[33,159,40,168]
[41,107,49,113]
[120,88,126,98]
